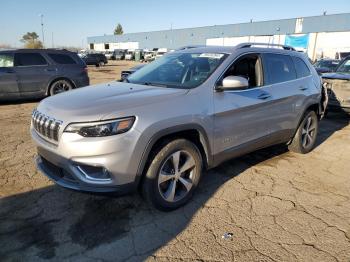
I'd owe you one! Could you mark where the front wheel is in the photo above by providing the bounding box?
[142,139,203,211]
[288,111,319,154]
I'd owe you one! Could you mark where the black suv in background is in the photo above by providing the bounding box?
[81,53,108,67]
[0,49,89,100]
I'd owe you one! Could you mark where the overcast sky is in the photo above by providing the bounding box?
[1,0,350,48]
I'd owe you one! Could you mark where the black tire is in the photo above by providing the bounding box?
[288,111,319,154]
[49,79,73,96]
[142,139,203,211]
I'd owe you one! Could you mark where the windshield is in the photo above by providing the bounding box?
[127,52,227,89]
[315,60,339,69]
[336,58,350,73]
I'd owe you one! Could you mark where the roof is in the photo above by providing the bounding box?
[87,13,350,50]
[0,48,73,53]
[176,43,299,55]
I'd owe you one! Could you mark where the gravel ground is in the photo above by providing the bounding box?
[0,61,350,262]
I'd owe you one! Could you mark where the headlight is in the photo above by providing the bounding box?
[64,117,135,137]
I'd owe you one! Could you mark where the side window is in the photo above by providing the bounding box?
[48,53,76,65]
[0,53,14,67]
[15,53,47,66]
[263,53,296,85]
[222,53,263,88]
[293,57,311,78]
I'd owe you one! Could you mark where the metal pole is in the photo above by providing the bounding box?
[312,32,319,62]
[51,32,54,48]
[40,14,45,47]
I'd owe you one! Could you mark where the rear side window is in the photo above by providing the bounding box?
[0,53,14,67]
[15,53,47,66]
[293,57,311,78]
[263,53,296,85]
[48,53,76,65]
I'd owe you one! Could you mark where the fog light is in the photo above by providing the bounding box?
[76,164,111,181]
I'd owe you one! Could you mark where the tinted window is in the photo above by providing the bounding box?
[48,53,76,64]
[15,53,47,66]
[293,57,311,78]
[0,53,14,67]
[263,54,296,85]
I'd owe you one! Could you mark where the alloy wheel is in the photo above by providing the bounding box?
[301,116,316,148]
[158,150,196,203]
[52,80,71,95]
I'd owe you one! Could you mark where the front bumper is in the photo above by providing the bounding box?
[31,124,143,193]
[35,154,136,194]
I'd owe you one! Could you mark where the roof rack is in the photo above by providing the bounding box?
[176,45,206,50]
[236,42,296,51]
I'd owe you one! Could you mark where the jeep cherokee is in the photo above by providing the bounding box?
[31,43,324,211]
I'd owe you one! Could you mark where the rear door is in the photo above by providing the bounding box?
[261,53,299,138]
[0,52,19,97]
[14,52,56,94]
[292,56,314,98]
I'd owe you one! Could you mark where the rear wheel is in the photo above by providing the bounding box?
[49,79,73,96]
[288,111,319,154]
[142,139,202,211]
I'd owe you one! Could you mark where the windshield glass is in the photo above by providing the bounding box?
[315,60,339,69]
[336,58,350,73]
[127,52,227,89]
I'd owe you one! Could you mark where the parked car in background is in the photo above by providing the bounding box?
[155,48,168,59]
[81,53,108,67]
[0,49,89,100]
[77,49,88,58]
[104,51,114,60]
[143,50,156,62]
[31,43,325,211]
[125,50,135,60]
[314,59,340,74]
[120,64,145,81]
[322,56,350,112]
[111,49,126,60]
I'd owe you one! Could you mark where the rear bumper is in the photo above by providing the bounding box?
[35,153,137,194]
[74,75,90,88]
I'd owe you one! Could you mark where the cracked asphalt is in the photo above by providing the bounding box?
[1,61,350,261]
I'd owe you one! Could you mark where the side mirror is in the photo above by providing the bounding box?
[217,76,249,91]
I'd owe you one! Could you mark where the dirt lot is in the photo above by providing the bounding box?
[1,61,350,262]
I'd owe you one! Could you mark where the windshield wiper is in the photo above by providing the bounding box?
[142,82,168,87]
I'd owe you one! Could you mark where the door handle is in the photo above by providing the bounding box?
[45,68,57,72]
[258,93,271,100]
[299,86,308,91]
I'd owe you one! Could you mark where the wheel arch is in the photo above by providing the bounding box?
[136,124,212,188]
[290,102,320,143]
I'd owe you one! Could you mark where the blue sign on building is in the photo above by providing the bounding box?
[285,34,310,49]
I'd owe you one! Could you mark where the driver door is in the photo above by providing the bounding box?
[213,52,276,160]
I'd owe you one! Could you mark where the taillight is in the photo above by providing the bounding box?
[83,67,88,73]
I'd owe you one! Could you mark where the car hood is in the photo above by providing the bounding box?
[322,72,350,80]
[37,82,188,122]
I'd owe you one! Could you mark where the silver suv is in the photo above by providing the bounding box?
[31,43,325,211]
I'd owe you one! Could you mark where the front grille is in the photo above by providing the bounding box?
[32,109,63,142]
